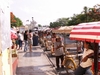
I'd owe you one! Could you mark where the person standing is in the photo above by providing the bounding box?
[24,30,28,52]
[33,32,38,46]
[51,33,56,53]
[74,41,94,75]
[17,31,23,50]
[54,37,64,70]
[46,32,51,41]
[28,30,33,52]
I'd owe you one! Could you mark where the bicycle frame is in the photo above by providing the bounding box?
[63,48,79,74]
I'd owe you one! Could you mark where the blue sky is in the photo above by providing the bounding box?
[10,0,100,25]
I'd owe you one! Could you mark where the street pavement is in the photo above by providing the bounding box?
[16,46,57,75]
[16,45,77,75]
[44,48,77,75]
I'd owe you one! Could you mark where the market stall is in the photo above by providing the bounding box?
[70,21,100,75]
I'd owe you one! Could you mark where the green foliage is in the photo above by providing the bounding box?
[10,12,23,27]
[50,18,69,28]
[38,24,42,27]
[15,17,23,27]
[49,4,100,28]
[56,18,69,26]
[50,22,60,28]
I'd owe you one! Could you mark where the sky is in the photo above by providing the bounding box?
[10,0,100,26]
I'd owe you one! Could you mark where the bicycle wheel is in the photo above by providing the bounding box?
[63,58,77,71]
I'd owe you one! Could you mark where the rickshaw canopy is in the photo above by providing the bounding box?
[70,21,100,43]
[52,26,74,34]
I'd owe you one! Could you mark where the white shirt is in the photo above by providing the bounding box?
[54,42,64,56]
[20,33,23,41]
[46,40,52,50]
[47,35,51,40]
[80,48,94,68]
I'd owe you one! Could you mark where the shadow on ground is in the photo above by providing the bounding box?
[16,65,57,75]
[44,51,75,75]
[23,52,43,57]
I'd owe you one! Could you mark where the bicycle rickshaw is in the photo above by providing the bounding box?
[52,26,81,73]
[63,38,83,74]
[69,21,100,75]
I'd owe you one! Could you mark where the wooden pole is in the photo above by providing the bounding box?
[94,43,99,75]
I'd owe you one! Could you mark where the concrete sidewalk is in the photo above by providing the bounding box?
[16,46,57,75]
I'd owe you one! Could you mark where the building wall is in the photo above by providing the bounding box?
[2,49,11,75]
[0,0,12,75]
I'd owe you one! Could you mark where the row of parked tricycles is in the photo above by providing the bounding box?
[39,21,100,75]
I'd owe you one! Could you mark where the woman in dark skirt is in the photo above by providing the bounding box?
[33,33,38,46]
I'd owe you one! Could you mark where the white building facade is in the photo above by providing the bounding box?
[0,0,12,75]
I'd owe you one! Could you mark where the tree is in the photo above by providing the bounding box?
[87,4,100,21]
[49,4,100,28]
[15,17,23,27]
[10,12,16,27]
[67,14,78,25]
[49,22,60,28]
[38,24,42,27]
[83,6,88,22]
[49,18,70,28]
[10,12,23,27]
[56,18,69,26]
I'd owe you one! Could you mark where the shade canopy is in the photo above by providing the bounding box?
[70,21,100,43]
[57,26,66,33]
[64,26,74,34]
[52,27,60,33]
[52,26,74,34]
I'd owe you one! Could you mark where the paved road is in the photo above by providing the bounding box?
[44,50,76,75]
[16,44,77,75]
[16,46,57,75]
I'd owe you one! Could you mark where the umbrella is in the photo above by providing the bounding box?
[52,26,74,34]
[64,26,74,34]
[11,30,17,40]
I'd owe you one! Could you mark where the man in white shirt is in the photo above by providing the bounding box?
[54,37,64,70]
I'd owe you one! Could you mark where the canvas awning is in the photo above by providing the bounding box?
[52,27,60,33]
[64,26,74,34]
[57,26,66,33]
[70,21,100,43]
[52,26,74,34]
[70,21,100,75]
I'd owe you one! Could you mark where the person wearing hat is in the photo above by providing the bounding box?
[54,37,64,70]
